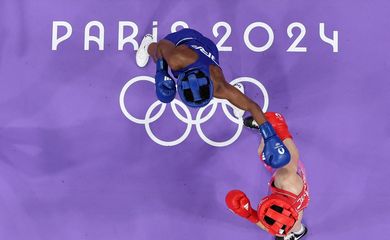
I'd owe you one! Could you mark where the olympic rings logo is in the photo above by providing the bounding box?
[119,76,269,147]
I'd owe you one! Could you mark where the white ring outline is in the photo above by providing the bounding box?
[230,77,269,113]
[144,99,192,146]
[194,100,243,147]
[119,76,269,147]
[119,76,166,124]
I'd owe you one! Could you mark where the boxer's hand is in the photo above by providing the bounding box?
[155,74,176,103]
[225,190,259,223]
[155,59,176,103]
[265,112,292,140]
[259,122,291,168]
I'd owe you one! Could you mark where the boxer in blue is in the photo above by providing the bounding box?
[136,28,289,168]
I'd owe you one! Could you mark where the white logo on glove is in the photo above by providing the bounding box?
[243,203,249,211]
[277,147,285,155]
[274,143,286,155]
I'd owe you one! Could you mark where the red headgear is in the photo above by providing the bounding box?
[257,194,299,236]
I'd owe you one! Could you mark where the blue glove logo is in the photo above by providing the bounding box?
[275,143,286,155]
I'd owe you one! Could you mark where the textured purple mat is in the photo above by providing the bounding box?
[0,0,389,239]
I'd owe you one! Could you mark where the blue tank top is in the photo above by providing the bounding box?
[163,29,220,77]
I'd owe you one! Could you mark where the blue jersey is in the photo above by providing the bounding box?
[163,29,220,77]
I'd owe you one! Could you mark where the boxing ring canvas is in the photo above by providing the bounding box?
[0,0,389,239]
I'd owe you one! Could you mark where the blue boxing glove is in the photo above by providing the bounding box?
[259,122,291,168]
[155,59,176,103]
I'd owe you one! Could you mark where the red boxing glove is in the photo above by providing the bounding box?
[264,112,292,141]
[225,190,259,223]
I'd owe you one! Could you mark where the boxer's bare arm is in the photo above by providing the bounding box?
[211,66,267,125]
[289,211,304,233]
[273,139,302,209]
[274,139,304,234]
[147,41,197,70]
[280,139,300,173]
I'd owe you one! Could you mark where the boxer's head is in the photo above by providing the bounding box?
[177,67,213,108]
[257,194,299,236]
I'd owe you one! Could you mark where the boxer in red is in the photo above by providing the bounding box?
[225,112,310,240]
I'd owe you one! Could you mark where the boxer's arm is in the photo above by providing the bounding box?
[225,190,260,223]
[279,138,299,172]
[211,67,267,125]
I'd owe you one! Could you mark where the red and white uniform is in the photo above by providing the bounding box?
[268,165,310,212]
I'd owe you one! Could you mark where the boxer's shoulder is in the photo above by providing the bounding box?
[209,64,223,78]
[273,168,304,196]
[175,45,199,59]
[160,44,198,71]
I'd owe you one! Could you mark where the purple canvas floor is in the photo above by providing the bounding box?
[0,0,389,239]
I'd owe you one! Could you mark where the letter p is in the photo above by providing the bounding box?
[52,21,72,50]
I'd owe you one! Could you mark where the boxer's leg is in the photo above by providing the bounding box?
[290,211,304,233]
[274,213,308,240]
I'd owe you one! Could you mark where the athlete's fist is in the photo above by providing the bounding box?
[259,122,291,168]
[225,190,259,223]
[155,75,176,103]
[155,59,176,103]
[265,112,292,140]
